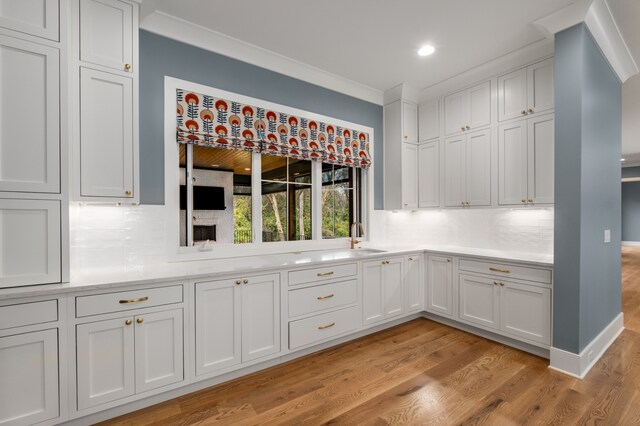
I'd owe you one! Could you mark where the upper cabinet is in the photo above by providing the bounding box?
[402,101,418,143]
[444,129,491,207]
[444,81,491,136]
[498,58,554,122]
[79,0,134,73]
[0,0,59,41]
[418,99,439,142]
[72,0,139,202]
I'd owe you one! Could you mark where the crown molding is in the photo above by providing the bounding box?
[139,10,384,105]
[532,0,594,39]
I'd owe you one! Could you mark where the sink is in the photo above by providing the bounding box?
[352,248,387,254]
[286,248,387,263]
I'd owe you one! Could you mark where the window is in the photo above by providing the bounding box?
[322,164,361,239]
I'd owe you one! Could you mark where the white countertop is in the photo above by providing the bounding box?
[0,245,553,299]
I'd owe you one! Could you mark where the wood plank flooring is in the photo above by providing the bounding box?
[100,248,640,425]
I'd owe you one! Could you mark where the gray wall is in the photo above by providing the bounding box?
[554,24,622,354]
[139,30,384,207]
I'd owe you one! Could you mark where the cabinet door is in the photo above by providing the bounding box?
[402,101,418,143]
[418,141,440,208]
[418,100,439,141]
[134,309,183,393]
[444,135,466,207]
[0,0,59,41]
[0,329,58,425]
[383,258,405,319]
[467,81,491,130]
[527,114,554,204]
[80,0,133,72]
[405,255,423,313]
[80,68,134,199]
[498,120,528,205]
[0,199,61,288]
[465,129,491,206]
[500,281,551,345]
[362,260,384,325]
[426,255,453,317]
[444,90,466,135]
[527,58,554,115]
[241,273,280,362]
[498,68,527,122]
[0,35,60,193]
[77,316,135,410]
[195,279,241,375]
[401,142,418,209]
[459,274,499,330]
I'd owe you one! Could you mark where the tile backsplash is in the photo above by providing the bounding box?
[70,204,553,273]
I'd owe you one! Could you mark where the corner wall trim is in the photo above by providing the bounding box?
[549,312,624,379]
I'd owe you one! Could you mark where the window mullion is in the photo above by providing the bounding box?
[252,152,262,244]
[186,144,194,246]
[311,161,322,240]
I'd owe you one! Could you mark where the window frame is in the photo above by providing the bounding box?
[164,77,374,261]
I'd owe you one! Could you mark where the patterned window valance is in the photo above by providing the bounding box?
[176,89,371,169]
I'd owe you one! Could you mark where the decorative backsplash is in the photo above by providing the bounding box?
[70,204,553,273]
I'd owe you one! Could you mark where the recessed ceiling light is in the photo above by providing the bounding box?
[211,164,219,167]
[244,168,251,171]
[418,45,435,56]
[621,158,626,162]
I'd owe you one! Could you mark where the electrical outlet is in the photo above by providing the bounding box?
[604,229,611,244]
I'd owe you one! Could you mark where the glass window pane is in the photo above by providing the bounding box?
[289,159,312,183]
[292,184,311,241]
[262,155,287,182]
[262,182,287,242]
[322,185,335,238]
[334,183,352,238]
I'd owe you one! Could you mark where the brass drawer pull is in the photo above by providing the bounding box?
[489,267,511,274]
[318,322,336,330]
[317,271,334,277]
[119,296,149,304]
[317,294,335,300]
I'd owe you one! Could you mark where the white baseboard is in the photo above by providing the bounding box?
[622,241,640,247]
[549,312,624,379]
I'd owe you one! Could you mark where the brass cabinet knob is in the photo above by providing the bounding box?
[465,202,470,206]
[124,63,131,70]
[521,199,526,204]
[493,281,498,286]
[404,135,408,139]
[528,108,534,113]
[125,190,132,196]
[136,317,143,324]
[465,125,470,130]
[528,199,533,203]
[461,126,466,131]
[125,319,132,325]
[500,282,505,286]
[521,110,527,115]
[447,258,451,263]
[235,280,241,285]
[243,279,249,284]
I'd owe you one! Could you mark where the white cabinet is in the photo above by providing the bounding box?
[384,99,419,210]
[76,308,184,410]
[79,68,135,199]
[0,199,61,288]
[444,128,491,207]
[418,99,439,141]
[498,58,554,122]
[500,281,551,345]
[498,114,554,205]
[362,257,405,326]
[79,0,133,73]
[0,34,60,194]
[401,142,418,209]
[195,273,280,376]
[444,81,491,135]
[0,0,59,41]
[459,274,499,330]
[425,255,454,317]
[405,254,423,313]
[0,329,59,425]
[418,141,440,208]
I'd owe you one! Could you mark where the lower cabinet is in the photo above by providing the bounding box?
[194,273,280,377]
[405,254,423,313]
[0,329,59,425]
[458,274,551,345]
[362,257,405,326]
[425,255,454,317]
[76,308,184,410]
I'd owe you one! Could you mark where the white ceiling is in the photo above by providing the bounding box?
[141,0,580,93]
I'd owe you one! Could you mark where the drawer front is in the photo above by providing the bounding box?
[288,279,357,318]
[289,306,359,350]
[0,300,57,330]
[288,262,357,287]
[76,285,183,318]
[459,259,551,284]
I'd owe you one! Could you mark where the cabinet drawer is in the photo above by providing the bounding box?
[0,300,58,330]
[288,262,357,287]
[288,279,357,318]
[459,259,551,284]
[76,285,183,317]
[289,306,359,350]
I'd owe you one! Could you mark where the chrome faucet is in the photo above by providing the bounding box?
[350,221,365,249]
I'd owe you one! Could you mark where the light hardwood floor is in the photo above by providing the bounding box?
[100,248,640,425]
